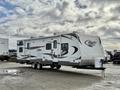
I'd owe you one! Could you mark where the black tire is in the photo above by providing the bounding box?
[1,59,4,61]
[113,61,115,64]
[56,65,61,70]
[37,63,42,70]
[116,61,118,64]
[113,61,117,64]
[50,64,55,69]
[32,63,37,69]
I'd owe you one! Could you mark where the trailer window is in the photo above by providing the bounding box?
[19,47,23,52]
[61,43,69,54]
[46,43,51,50]
[53,40,57,49]
[17,41,23,46]
[27,43,30,49]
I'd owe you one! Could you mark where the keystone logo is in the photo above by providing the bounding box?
[84,40,96,47]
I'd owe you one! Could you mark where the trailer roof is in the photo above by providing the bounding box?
[18,32,99,41]
[20,35,61,41]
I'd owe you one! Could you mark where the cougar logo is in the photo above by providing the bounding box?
[85,40,96,47]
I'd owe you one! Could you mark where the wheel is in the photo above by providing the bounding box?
[37,63,42,70]
[1,59,4,61]
[116,61,118,64]
[50,64,55,69]
[56,65,61,70]
[32,63,37,69]
[113,61,116,64]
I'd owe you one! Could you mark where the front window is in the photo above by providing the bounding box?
[19,47,23,52]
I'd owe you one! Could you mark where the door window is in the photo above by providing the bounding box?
[27,43,30,49]
[53,40,57,49]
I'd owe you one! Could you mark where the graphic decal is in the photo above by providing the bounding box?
[21,55,36,57]
[61,49,68,56]
[61,35,72,40]
[43,53,66,58]
[26,46,45,50]
[73,56,81,62]
[75,56,81,60]
[98,37,101,44]
[61,43,69,56]
[61,51,68,56]
[21,55,36,59]
[84,40,96,47]
[68,33,82,44]
[72,46,78,55]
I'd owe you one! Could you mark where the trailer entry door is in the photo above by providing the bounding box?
[61,43,69,56]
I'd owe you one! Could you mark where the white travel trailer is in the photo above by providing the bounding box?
[17,32,105,70]
[0,38,9,61]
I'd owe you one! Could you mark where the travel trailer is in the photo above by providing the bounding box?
[0,38,9,61]
[17,32,105,70]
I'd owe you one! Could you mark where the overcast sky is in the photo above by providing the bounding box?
[0,0,120,50]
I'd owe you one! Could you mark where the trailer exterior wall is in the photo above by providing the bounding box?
[17,32,105,68]
[0,38,9,55]
[77,34,105,65]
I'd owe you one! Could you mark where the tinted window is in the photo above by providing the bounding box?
[17,41,23,46]
[53,40,57,49]
[61,43,69,55]
[27,43,30,49]
[61,43,68,51]
[19,47,23,52]
[46,43,51,50]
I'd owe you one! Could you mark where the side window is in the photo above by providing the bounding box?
[17,41,23,46]
[61,43,69,55]
[46,43,51,50]
[27,43,30,49]
[19,47,23,52]
[53,40,57,49]
[61,43,69,51]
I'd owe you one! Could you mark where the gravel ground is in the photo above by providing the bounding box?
[0,61,120,90]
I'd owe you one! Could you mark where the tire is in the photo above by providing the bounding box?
[50,64,55,69]
[37,63,42,70]
[32,63,37,69]
[1,59,4,61]
[56,65,61,70]
[113,61,115,64]
[113,61,117,64]
[116,61,118,64]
